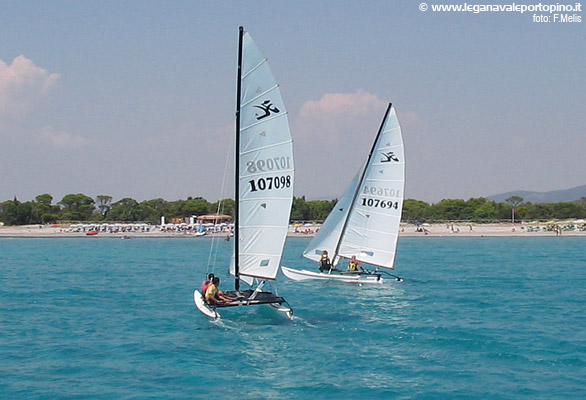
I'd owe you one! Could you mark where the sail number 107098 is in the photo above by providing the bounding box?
[249,175,292,192]
[246,157,292,173]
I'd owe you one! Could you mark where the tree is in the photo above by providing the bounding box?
[212,198,236,217]
[34,194,55,223]
[108,198,140,221]
[505,196,524,207]
[550,202,586,219]
[181,197,212,216]
[465,198,489,216]
[505,196,524,222]
[59,193,95,221]
[0,198,20,225]
[308,199,336,221]
[136,202,159,224]
[524,203,553,220]
[35,194,53,205]
[431,199,467,220]
[473,202,498,221]
[96,195,113,218]
[291,196,311,221]
[402,199,431,222]
[160,200,182,219]
[137,198,168,224]
[0,198,37,225]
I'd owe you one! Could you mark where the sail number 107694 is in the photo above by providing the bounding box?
[360,185,401,209]
[361,197,399,209]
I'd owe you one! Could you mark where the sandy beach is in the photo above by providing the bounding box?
[1,222,585,238]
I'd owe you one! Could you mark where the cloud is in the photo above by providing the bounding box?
[295,90,388,146]
[299,89,387,119]
[38,125,92,149]
[0,55,60,119]
[292,90,390,198]
[291,90,425,199]
[396,109,424,130]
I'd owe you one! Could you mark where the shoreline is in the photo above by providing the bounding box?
[1,222,585,238]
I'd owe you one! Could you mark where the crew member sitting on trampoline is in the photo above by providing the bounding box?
[318,250,338,272]
[201,273,214,295]
[347,255,364,273]
[205,277,237,305]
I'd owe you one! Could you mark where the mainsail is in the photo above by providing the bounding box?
[232,27,294,283]
[303,104,404,270]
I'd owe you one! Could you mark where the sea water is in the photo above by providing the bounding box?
[0,237,584,399]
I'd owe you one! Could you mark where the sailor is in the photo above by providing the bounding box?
[318,250,333,272]
[201,273,214,295]
[205,277,236,304]
[347,256,363,272]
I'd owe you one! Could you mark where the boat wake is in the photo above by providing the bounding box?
[209,317,242,332]
[289,314,318,328]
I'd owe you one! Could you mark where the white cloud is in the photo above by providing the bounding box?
[38,125,92,149]
[299,89,387,119]
[292,90,390,198]
[396,109,424,130]
[0,55,60,119]
[291,90,424,199]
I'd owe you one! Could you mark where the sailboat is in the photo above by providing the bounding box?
[194,27,294,319]
[282,103,404,285]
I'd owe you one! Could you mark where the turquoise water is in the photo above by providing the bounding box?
[1,237,584,399]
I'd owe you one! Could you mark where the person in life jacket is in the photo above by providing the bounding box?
[201,273,214,295]
[318,250,333,272]
[347,255,364,272]
[205,277,237,305]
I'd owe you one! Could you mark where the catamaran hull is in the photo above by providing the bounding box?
[193,290,220,319]
[193,289,293,319]
[281,266,383,284]
[266,302,294,319]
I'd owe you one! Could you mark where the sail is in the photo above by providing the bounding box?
[337,105,404,269]
[236,29,294,281]
[302,171,360,265]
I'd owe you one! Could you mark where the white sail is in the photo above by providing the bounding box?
[236,30,294,281]
[302,171,360,265]
[302,104,404,271]
[337,105,404,269]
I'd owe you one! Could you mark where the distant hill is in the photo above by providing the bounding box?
[487,185,586,203]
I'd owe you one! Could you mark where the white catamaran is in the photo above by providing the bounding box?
[194,27,294,318]
[282,103,404,285]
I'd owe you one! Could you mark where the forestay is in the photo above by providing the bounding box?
[234,30,294,281]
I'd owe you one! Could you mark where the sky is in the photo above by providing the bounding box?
[1,1,584,204]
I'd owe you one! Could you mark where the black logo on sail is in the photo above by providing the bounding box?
[254,100,280,120]
[381,151,399,163]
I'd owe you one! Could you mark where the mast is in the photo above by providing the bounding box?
[234,26,244,291]
[332,103,393,265]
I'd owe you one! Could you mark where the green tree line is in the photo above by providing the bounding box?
[0,194,234,226]
[403,196,586,222]
[1,193,585,226]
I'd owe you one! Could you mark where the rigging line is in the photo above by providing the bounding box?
[377,269,404,282]
[206,133,233,274]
